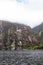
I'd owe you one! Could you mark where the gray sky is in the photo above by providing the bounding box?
[0,0,43,28]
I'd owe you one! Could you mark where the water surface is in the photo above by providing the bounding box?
[0,50,43,65]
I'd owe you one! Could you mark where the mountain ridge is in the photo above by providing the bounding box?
[33,22,43,33]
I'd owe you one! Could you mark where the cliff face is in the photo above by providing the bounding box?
[0,20,39,50]
[0,21,4,49]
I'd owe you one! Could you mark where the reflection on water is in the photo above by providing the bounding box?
[0,50,43,65]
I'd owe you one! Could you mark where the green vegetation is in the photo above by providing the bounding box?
[0,20,43,50]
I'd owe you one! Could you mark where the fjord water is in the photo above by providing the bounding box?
[0,50,43,65]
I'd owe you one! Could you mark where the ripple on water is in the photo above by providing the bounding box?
[0,50,43,65]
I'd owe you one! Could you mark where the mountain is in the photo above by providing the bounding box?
[0,20,37,50]
[33,22,43,40]
[33,23,43,49]
[1,20,43,50]
[1,20,32,32]
[33,23,43,33]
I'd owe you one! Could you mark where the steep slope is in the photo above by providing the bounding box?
[33,23,43,33]
[33,22,43,49]
[0,20,38,50]
[1,20,35,50]
[33,22,43,40]
[2,20,32,32]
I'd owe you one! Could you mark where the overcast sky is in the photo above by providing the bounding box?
[0,0,43,28]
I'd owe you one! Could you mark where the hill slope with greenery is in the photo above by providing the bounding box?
[33,23,43,49]
[0,20,43,50]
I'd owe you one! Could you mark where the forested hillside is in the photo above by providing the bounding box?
[33,23,43,49]
[0,20,43,50]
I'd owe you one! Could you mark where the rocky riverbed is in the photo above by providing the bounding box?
[0,50,43,65]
